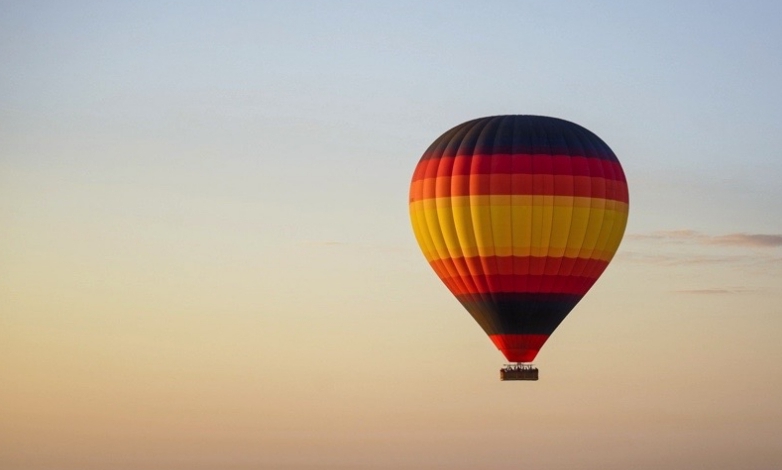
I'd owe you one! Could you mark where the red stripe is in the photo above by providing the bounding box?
[410,174,629,202]
[431,256,608,278]
[411,154,626,180]
[490,334,549,362]
[409,153,629,203]
[430,256,608,296]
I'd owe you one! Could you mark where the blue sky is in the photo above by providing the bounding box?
[2,1,781,469]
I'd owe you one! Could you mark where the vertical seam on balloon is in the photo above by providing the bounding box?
[445,121,485,327]
[461,118,499,337]
[570,124,596,293]
[589,137,618,284]
[509,116,521,355]
[534,116,552,355]
[578,132,611,289]
[483,116,503,293]
[492,117,512,293]
[572,126,607,283]
[541,118,557,336]
[511,116,532,360]
[555,119,577,314]
[511,116,520,280]
[410,161,439,274]
[612,158,630,256]
[474,117,503,337]
[589,129,616,282]
[445,171,480,296]
[562,120,579,270]
[419,134,464,296]
[567,121,589,288]
[525,117,540,346]
[584,136,622,288]
[454,118,497,334]
[529,117,544,331]
[527,118,537,280]
[469,118,501,338]
[609,155,630,261]
[434,130,473,298]
[413,124,460,266]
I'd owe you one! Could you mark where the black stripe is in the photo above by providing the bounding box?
[421,115,617,162]
[456,292,582,336]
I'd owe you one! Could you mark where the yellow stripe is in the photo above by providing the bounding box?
[410,197,628,262]
[410,202,437,262]
[435,196,466,259]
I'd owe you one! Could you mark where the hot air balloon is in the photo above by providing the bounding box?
[409,116,629,380]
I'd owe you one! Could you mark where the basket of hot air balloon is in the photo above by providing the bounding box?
[409,116,629,380]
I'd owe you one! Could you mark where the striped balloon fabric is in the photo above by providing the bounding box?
[409,115,629,362]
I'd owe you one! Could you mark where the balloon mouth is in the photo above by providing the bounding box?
[489,334,550,363]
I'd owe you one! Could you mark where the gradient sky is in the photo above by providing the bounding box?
[2,1,781,469]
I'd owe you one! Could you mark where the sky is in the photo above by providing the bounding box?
[1,1,781,469]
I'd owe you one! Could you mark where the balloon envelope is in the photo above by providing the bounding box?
[409,115,629,362]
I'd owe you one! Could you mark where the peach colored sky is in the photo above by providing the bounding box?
[2,1,781,469]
